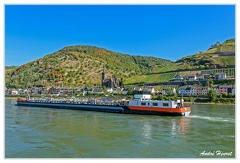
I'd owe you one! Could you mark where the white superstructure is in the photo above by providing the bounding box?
[129,94,184,108]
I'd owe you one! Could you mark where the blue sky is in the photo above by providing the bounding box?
[5,5,235,66]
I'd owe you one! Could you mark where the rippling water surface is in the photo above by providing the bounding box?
[5,99,235,158]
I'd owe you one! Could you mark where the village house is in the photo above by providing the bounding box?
[142,87,155,94]
[190,86,197,95]
[198,75,205,80]
[67,88,74,96]
[196,87,203,95]
[76,87,84,95]
[55,87,75,95]
[178,86,210,96]
[23,89,30,94]
[212,86,219,94]
[83,87,93,94]
[48,87,76,95]
[211,85,234,95]
[31,87,38,94]
[214,73,226,80]
[122,88,129,95]
[13,89,19,95]
[200,74,212,80]
[132,86,142,91]
[178,86,187,95]
[173,75,183,81]
[112,88,123,94]
[232,87,235,95]
[7,89,19,95]
[30,87,44,95]
[185,87,191,96]
[188,75,197,81]
[202,86,210,95]
[58,87,66,95]
[48,86,57,94]
[218,85,233,94]
[17,88,24,94]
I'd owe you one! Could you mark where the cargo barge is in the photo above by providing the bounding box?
[17,94,191,116]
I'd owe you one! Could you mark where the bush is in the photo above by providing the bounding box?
[208,90,217,102]
[222,92,228,98]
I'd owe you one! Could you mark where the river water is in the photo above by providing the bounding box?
[5,99,235,158]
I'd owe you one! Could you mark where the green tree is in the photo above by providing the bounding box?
[206,79,213,87]
[197,81,202,86]
[208,90,217,102]
[103,86,107,94]
[209,80,213,87]
[222,92,228,98]
[73,89,78,96]
[166,88,174,96]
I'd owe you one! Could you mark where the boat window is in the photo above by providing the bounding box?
[163,103,169,107]
[153,103,158,106]
[141,102,146,106]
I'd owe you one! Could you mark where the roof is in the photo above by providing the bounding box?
[219,85,233,88]
[215,73,226,75]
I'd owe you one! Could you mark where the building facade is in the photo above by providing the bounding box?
[215,73,226,80]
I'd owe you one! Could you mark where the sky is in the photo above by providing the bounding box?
[5,4,235,66]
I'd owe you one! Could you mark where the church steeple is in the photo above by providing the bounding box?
[102,65,106,87]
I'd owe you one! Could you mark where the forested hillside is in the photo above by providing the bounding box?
[5,46,172,88]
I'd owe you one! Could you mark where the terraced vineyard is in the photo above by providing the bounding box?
[124,72,176,84]
[214,56,235,67]
[156,62,179,72]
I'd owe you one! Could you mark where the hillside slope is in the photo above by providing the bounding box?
[5,45,173,88]
[124,38,235,84]
[5,38,235,88]
[175,38,235,70]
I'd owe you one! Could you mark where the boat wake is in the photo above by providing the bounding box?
[188,115,235,123]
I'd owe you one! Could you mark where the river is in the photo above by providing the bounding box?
[5,99,235,158]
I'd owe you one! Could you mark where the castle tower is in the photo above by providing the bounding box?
[101,65,106,87]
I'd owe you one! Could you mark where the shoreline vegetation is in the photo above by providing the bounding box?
[5,94,235,105]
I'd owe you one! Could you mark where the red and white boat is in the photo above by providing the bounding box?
[17,94,191,116]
